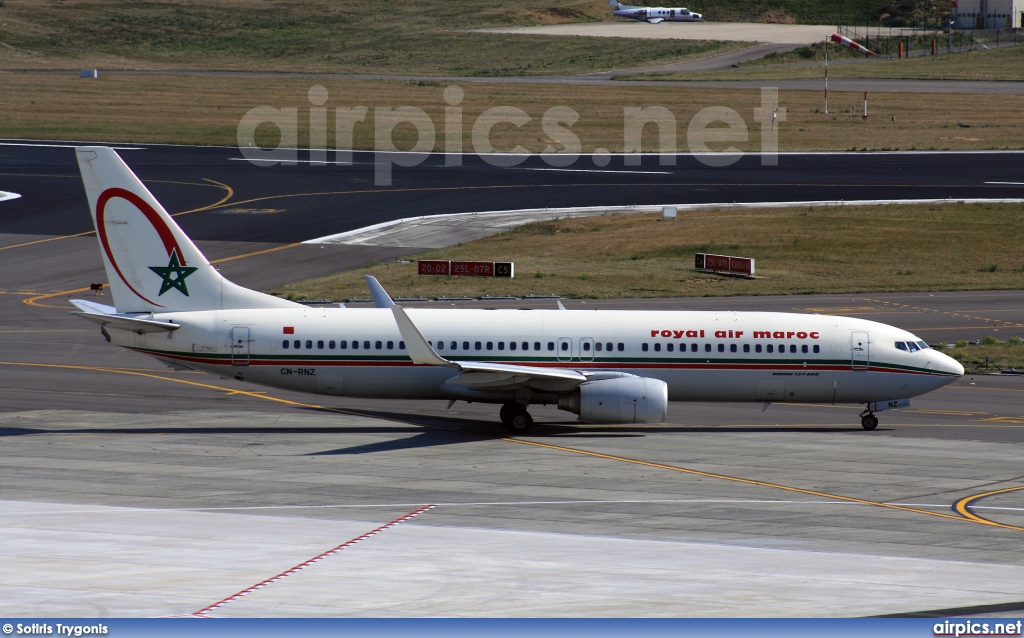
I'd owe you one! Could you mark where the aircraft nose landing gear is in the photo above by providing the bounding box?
[860,411,879,430]
[500,402,533,435]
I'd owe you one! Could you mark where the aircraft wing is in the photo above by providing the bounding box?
[390,305,587,390]
[647,17,664,23]
[70,299,180,333]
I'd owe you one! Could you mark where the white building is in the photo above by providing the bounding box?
[952,0,1023,28]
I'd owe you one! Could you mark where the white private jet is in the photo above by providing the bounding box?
[609,0,703,23]
[71,147,962,434]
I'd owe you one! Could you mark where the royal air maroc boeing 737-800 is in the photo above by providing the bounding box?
[70,147,963,434]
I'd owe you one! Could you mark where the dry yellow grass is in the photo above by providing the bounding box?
[2,73,1023,152]
[274,203,1024,301]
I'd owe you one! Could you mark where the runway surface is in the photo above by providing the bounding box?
[3,141,1024,245]
[1,141,1023,617]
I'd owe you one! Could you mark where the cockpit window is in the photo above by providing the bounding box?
[907,341,919,352]
[916,341,929,350]
[895,342,908,351]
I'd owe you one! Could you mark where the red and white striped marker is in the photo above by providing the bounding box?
[831,32,877,57]
[193,504,436,616]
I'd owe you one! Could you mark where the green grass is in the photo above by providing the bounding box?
[0,0,740,76]
[937,338,1024,372]
[273,203,1024,302]
[625,42,1024,82]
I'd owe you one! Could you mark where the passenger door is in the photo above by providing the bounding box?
[850,331,869,370]
[230,326,251,366]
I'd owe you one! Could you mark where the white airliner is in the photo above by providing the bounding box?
[609,0,703,23]
[71,147,962,434]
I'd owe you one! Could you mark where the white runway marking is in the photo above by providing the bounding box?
[0,191,22,203]
[0,142,142,150]
[520,167,672,174]
[985,181,1024,185]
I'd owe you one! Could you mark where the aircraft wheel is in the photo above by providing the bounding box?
[507,410,533,435]
[861,414,879,430]
[499,403,519,426]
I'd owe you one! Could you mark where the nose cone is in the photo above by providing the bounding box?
[932,350,965,379]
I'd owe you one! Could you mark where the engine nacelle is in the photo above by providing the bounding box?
[558,377,668,423]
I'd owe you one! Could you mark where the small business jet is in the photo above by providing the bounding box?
[609,0,703,23]
[71,147,962,434]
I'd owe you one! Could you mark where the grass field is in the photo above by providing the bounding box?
[2,73,1023,151]
[631,43,1024,82]
[0,0,742,76]
[938,339,1024,372]
[272,203,1024,302]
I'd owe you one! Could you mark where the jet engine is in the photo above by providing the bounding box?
[558,377,668,423]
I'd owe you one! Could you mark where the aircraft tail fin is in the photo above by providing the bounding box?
[75,147,299,314]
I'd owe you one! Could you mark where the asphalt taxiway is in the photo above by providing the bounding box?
[1,142,1023,617]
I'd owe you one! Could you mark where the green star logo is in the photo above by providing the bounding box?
[148,250,198,297]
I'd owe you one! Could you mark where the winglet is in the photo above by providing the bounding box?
[391,305,452,367]
[365,276,395,308]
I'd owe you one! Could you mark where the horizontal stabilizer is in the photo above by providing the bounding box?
[70,299,179,333]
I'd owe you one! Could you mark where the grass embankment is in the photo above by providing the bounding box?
[938,339,1024,372]
[2,74,1023,151]
[273,203,1024,301]
[629,43,1024,82]
[0,0,739,76]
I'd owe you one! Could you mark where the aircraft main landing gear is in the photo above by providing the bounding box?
[860,412,879,430]
[500,402,533,435]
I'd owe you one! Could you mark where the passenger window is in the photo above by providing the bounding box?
[705,343,711,352]
[813,345,820,353]
[617,343,624,351]
[363,341,370,349]
[317,340,324,349]
[790,345,797,353]
[352,340,359,350]
[666,343,673,352]
[282,340,289,349]
[487,342,493,350]
[642,343,649,352]
[654,343,661,352]
[329,340,335,349]
[535,342,542,350]
[767,344,773,353]
[583,342,591,351]
[463,341,470,350]
[436,341,443,350]
[387,341,394,350]
[475,341,482,350]
[306,340,313,349]
[451,341,457,350]
[510,342,517,351]
[801,345,808,354]
[607,342,613,351]
[340,340,348,349]
[294,340,300,349]
[691,343,697,352]
[595,342,602,352]
[375,341,382,350]
[399,341,405,349]
[778,343,784,352]
[895,342,908,351]
[560,342,568,351]
[523,342,529,350]
[730,344,737,353]
[743,344,750,353]
[755,344,762,353]
[717,344,724,353]
[498,342,505,351]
